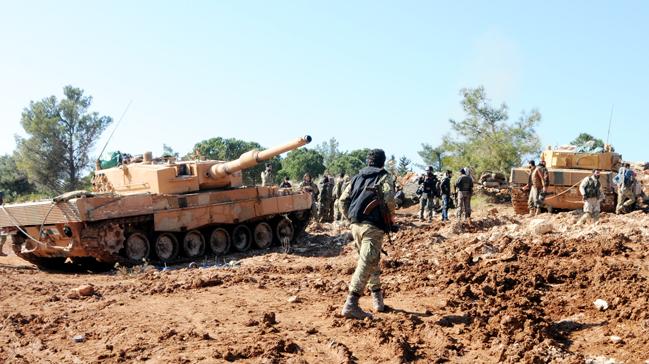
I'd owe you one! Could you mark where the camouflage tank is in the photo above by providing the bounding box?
[0,136,313,269]
[510,146,621,214]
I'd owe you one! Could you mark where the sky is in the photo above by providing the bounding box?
[1,1,647,169]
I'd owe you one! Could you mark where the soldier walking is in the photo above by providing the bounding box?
[455,168,474,223]
[615,163,636,214]
[318,175,334,222]
[340,149,395,319]
[578,169,604,224]
[418,166,438,222]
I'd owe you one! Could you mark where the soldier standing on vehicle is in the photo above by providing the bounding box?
[615,163,636,214]
[340,149,395,319]
[261,163,273,186]
[418,166,438,222]
[440,170,452,222]
[279,176,292,188]
[455,168,474,224]
[578,169,604,224]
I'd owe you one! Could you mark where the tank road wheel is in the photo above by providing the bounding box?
[124,232,150,262]
[183,230,206,258]
[253,222,274,249]
[155,233,179,262]
[232,225,252,252]
[275,218,295,243]
[209,228,231,255]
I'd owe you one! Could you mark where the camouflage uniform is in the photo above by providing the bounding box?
[455,173,473,221]
[530,164,549,214]
[333,176,350,221]
[616,168,635,214]
[299,179,319,217]
[578,174,603,224]
[318,178,334,222]
[340,170,395,297]
[0,233,6,256]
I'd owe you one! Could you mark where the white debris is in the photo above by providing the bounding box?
[529,219,554,235]
[585,356,618,364]
[593,299,609,311]
[610,335,623,344]
[287,295,300,304]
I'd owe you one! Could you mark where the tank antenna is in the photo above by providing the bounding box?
[98,100,133,161]
[605,104,614,146]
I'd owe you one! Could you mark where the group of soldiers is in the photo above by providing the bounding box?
[416,167,474,224]
[523,160,647,224]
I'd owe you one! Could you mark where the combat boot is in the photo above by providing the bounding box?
[371,289,385,312]
[341,293,372,320]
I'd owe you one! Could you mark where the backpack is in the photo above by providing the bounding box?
[348,168,389,232]
[623,169,634,187]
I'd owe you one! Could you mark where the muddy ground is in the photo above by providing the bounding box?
[1,203,649,363]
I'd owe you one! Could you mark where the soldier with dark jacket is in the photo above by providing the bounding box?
[339,149,395,319]
[530,160,549,215]
[418,166,438,222]
[455,168,474,223]
[440,170,452,222]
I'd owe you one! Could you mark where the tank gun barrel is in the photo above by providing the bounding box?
[209,135,312,178]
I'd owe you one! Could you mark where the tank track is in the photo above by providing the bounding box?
[12,210,312,271]
[511,187,530,215]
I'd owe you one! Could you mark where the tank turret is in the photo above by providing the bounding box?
[93,135,312,195]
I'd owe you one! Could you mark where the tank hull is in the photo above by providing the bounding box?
[510,167,617,214]
[1,186,312,269]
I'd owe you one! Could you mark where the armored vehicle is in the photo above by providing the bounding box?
[510,147,621,214]
[0,136,313,269]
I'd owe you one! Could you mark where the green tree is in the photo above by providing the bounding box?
[191,137,281,185]
[397,156,411,176]
[570,133,605,152]
[15,86,113,194]
[438,86,541,174]
[0,154,36,202]
[280,148,325,181]
[314,137,340,167]
[328,153,365,177]
[417,144,445,171]
[162,144,179,158]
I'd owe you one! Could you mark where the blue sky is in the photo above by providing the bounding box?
[1,1,647,169]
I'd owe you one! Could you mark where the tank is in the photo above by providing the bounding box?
[0,135,313,269]
[510,146,622,214]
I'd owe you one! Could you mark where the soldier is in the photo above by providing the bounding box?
[332,173,345,221]
[261,163,273,186]
[531,160,549,215]
[318,175,334,222]
[0,232,6,256]
[394,185,405,209]
[279,176,292,188]
[454,168,474,223]
[615,163,636,214]
[299,173,320,217]
[440,170,452,222]
[578,169,604,224]
[340,149,395,319]
[523,160,536,212]
[418,166,438,222]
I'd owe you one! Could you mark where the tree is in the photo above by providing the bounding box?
[314,137,340,167]
[280,148,325,181]
[570,133,605,152]
[15,86,113,193]
[328,153,365,177]
[417,144,445,172]
[162,144,179,158]
[437,86,541,174]
[191,137,282,185]
[0,154,36,202]
[397,156,411,176]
